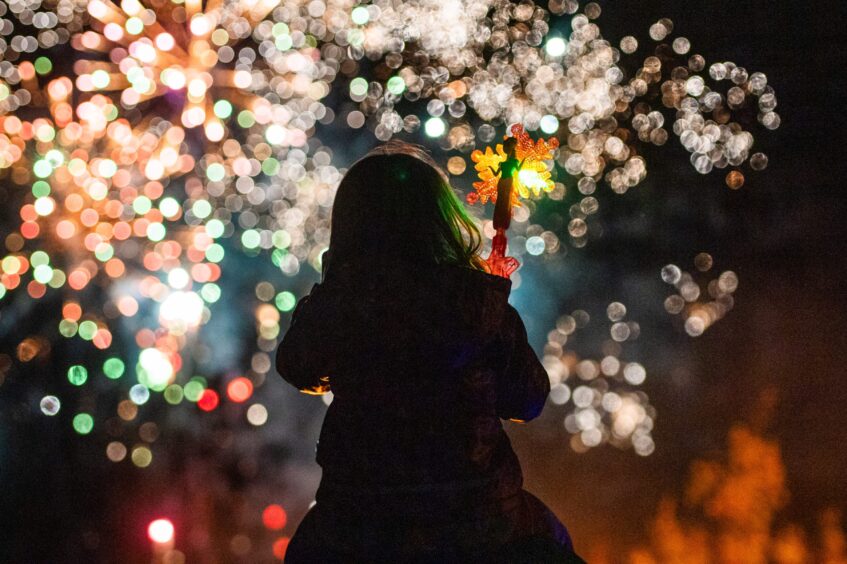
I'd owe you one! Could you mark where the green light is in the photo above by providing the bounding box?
[205,243,225,263]
[33,159,53,178]
[206,163,226,182]
[32,181,50,198]
[200,283,221,303]
[159,197,180,218]
[147,222,166,242]
[241,229,261,249]
[261,157,280,176]
[103,357,125,379]
[272,230,291,249]
[351,5,369,25]
[271,248,287,267]
[387,76,405,96]
[275,291,296,312]
[58,319,77,337]
[272,22,290,37]
[30,250,49,267]
[94,243,114,262]
[33,264,53,284]
[205,218,224,238]
[91,69,111,89]
[349,77,368,98]
[237,111,255,128]
[424,117,446,138]
[133,196,152,215]
[137,349,173,391]
[192,199,212,219]
[48,270,66,288]
[183,380,205,402]
[34,57,53,75]
[349,28,366,47]
[213,99,233,119]
[0,286,5,300]
[164,384,184,405]
[68,365,88,386]
[78,320,98,340]
[275,35,292,51]
[73,413,94,435]
[125,16,144,34]
[0,84,9,101]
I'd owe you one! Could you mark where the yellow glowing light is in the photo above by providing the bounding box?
[469,144,507,204]
[160,291,205,331]
[514,160,554,199]
[470,124,558,207]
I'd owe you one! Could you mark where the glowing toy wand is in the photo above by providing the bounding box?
[469,124,559,279]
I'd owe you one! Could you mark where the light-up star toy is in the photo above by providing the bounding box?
[469,124,559,279]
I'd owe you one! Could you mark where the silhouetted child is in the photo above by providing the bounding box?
[277,142,584,563]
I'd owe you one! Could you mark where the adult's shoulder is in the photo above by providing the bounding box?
[436,263,512,298]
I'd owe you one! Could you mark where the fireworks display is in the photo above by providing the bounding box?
[1,0,776,480]
[0,0,806,560]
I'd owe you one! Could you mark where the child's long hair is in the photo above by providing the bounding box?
[325,141,486,275]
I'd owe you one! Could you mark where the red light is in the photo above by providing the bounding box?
[272,537,290,560]
[197,389,219,412]
[262,504,287,530]
[226,377,253,403]
[147,518,174,544]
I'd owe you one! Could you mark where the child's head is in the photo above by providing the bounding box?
[326,141,485,272]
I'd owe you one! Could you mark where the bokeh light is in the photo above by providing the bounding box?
[0,0,791,559]
[147,518,174,544]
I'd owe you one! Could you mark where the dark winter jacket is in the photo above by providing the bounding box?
[276,259,555,555]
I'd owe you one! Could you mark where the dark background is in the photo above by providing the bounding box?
[1,0,845,561]
[511,0,847,553]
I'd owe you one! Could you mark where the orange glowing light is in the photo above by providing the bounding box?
[27,281,47,299]
[272,537,290,560]
[63,302,83,321]
[21,222,40,239]
[93,328,113,349]
[117,296,139,317]
[469,124,559,207]
[56,220,77,239]
[226,377,253,403]
[262,504,288,530]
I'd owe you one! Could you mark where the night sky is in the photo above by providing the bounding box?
[510,0,847,553]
